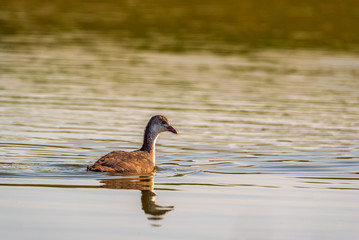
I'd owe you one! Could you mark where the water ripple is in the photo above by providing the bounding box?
[0,46,358,191]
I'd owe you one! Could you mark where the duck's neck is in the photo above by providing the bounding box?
[140,124,160,158]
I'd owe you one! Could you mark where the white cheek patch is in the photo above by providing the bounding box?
[152,124,166,135]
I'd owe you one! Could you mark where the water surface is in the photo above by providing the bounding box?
[0,1,359,239]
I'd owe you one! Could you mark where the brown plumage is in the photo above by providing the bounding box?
[87,115,177,173]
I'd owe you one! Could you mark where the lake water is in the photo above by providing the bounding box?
[1,1,359,239]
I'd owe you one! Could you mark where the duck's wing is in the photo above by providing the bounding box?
[87,150,154,173]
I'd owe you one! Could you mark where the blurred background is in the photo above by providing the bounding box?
[0,1,358,240]
[1,0,359,52]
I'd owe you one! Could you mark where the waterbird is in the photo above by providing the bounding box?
[87,115,177,173]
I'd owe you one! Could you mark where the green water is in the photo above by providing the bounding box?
[1,0,359,52]
[0,1,359,239]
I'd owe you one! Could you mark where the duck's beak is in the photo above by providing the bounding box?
[167,125,178,134]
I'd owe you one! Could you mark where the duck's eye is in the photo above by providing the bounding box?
[161,120,166,125]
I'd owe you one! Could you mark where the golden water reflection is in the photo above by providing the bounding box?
[101,176,174,227]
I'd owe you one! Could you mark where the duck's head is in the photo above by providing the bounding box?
[150,115,177,135]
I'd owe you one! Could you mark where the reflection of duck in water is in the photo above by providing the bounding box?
[88,115,177,173]
[101,176,174,226]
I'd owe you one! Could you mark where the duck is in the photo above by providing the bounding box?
[87,115,177,173]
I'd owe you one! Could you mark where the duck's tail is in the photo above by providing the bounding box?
[87,165,95,171]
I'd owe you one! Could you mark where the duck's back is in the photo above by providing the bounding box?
[87,150,154,173]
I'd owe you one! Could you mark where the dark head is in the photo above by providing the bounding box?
[141,115,177,153]
[148,115,177,135]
